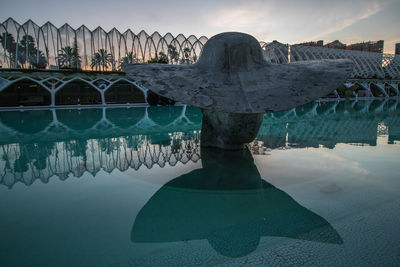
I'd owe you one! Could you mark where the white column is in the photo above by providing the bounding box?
[100,90,105,105]
[51,91,55,107]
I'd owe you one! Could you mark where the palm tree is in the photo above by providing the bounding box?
[15,34,48,69]
[91,49,113,71]
[72,37,81,69]
[91,52,101,71]
[180,47,192,64]
[0,33,17,68]
[118,52,137,70]
[18,35,36,68]
[57,46,74,68]
[168,45,179,64]
[147,52,169,64]
[158,52,168,63]
[57,45,81,69]
[30,50,47,69]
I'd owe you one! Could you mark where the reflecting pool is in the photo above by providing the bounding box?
[0,100,400,266]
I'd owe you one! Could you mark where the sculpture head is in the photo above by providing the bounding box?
[196,32,265,72]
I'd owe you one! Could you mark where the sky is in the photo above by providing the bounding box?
[1,0,399,53]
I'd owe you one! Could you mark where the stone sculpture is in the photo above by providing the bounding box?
[124,32,353,149]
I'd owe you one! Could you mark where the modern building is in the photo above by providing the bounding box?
[295,40,324,47]
[324,40,346,50]
[395,43,400,56]
[346,40,384,53]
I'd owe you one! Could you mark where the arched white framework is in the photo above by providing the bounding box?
[0,72,148,106]
[262,42,400,79]
[0,18,209,70]
[1,18,399,82]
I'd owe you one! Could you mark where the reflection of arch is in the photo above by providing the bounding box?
[106,107,146,128]
[55,80,101,105]
[370,83,386,98]
[316,101,337,115]
[352,101,370,112]
[105,80,145,104]
[369,100,385,113]
[147,106,184,126]
[0,110,52,134]
[148,132,171,146]
[56,108,102,130]
[294,102,317,117]
[385,82,398,97]
[0,79,51,106]
[184,106,202,124]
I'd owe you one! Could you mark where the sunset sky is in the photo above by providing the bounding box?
[1,0,399,53]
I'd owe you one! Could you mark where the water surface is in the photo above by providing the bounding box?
[0,100,399,266]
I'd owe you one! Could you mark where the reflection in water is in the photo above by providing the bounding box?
[132,148,343,258]
[252,100,400,153]
[0,100,399,188]
[0,133,201,188]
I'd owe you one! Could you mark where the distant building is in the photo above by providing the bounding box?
[295,40,324,47]
[395,43,400,55]
[346,40,384,53]
[324,40,346,50]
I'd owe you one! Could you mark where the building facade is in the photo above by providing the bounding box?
[395,43,400,56]
[346,40,384,53]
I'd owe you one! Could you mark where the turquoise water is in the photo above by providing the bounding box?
[0,101,400,266]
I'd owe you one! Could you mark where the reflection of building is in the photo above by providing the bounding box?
[346,40,384,53]
[254,100,400,151]
[0,132,202,188]
[1,101,399,188]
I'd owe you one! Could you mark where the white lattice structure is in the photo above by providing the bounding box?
[262,41,400,79]
[0,18,208,70]
[0,71,147,106]
[2,17,400,79]
[1,18,400,101]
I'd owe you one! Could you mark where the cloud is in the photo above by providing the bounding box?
[311,0,385,39]
[202,0,394,44]
[1,0,397,49]
[204,2,274,39]
[255,147,369,181]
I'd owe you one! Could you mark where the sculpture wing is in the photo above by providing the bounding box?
[124,59,353,113]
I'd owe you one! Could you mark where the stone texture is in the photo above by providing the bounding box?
[200,109,264,149]
[123,32,354,114]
